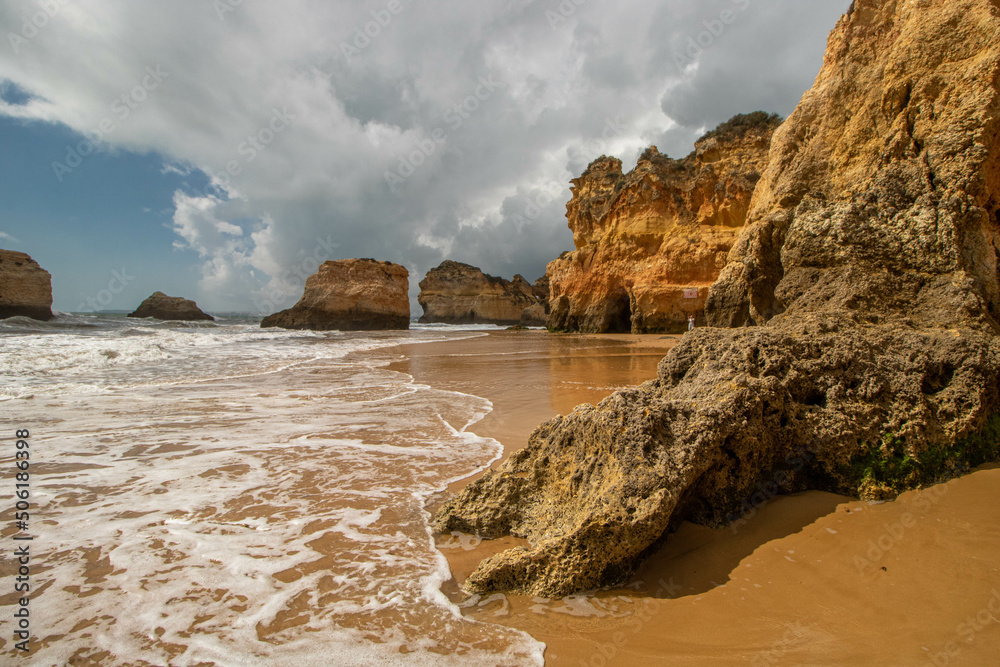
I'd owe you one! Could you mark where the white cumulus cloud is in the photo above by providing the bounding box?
[0,0,851,311]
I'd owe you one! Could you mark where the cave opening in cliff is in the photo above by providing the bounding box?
[608,293,633,333]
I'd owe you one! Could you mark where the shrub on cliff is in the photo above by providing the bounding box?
[699,111,783,143]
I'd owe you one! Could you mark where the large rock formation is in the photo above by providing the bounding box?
[435,0,1000,598]
[0,250,54,321]
[547,114,780,333]
[706,0,1000,330]
[262,259,409,331]
[128,292,214,321]
[418,261,545,326]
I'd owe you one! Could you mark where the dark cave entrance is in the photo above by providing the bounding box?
[607,292,633,333]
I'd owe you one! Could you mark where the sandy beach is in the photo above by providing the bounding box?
[393,331,1000,666]
[5,1,1000,665]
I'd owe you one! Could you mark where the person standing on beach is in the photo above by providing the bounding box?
[688,313,696,331]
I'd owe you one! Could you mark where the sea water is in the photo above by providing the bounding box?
[0,313,544,665]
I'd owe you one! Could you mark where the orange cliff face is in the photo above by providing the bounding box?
[546,118,778,333]
[708,0,1000,330]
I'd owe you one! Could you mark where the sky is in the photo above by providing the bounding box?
[0,0,852,314]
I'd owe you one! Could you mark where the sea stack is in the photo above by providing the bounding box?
[417,261,544,326]
[435,0,1000,598]
[262,259,410,331]
[0,249,54,321]
[128,292,214,321]
[546,113,779,334]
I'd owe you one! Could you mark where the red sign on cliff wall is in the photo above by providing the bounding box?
[683,289,699,299]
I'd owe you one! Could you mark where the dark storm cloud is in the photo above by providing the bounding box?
[0,0,852,311]
[655,0,850,131]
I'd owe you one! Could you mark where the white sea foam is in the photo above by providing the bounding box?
[0,320,377,399]
[0,318,543,665]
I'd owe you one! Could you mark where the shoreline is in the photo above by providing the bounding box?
[386,330,1000,665]
[385,329,679,494]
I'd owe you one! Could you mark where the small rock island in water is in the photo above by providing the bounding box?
[0,249,54,321]
[262,258,410,331]
[128,292,215,321]
[417,260,547,327]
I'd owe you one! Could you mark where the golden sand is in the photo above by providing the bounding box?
[396,331,1000,666]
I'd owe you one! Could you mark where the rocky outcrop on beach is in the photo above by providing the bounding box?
[262,259,409,331]
[0,249,54,321]
[418,261,545,326]
[128,292,214,321]
[705,1,1000,330]
[518,275,550,326]
[435,0,1000,597]
[531,274,550,304]
[546,114,779,334]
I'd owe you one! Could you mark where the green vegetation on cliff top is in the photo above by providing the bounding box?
[699,111,783,143]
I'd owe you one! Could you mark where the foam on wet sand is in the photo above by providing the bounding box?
[5,319,998,664]
[0,319,545,665]
[409,332,1000,665]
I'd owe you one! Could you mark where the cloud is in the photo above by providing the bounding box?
[169,192,258,305]
[0,231,22,245]
[171,193,244,256]
[0,0,852,311]
[161,162,192,177]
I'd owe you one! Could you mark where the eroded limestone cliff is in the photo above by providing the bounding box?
[262,259,409,331]
[707,0,1000,329]
[547,115,779,333]
[417,261,544,326]
[436,0,1000,598]
[0,250,54,321]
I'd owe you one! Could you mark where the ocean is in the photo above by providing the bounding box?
[0,313,545,665]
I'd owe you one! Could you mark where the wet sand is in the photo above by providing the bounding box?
[2,330,552,665]
[394,331,1000,665]
[387,330,676,492]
